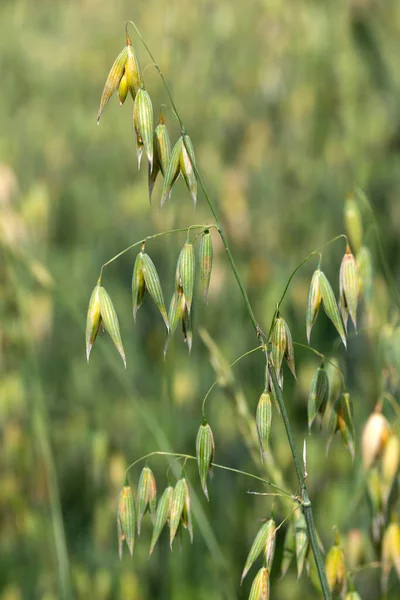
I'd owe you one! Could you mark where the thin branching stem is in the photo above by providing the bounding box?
[266,234,347,341]
[201,345,264,418]
[292,341,347,390]
[98,224,215,280]
[125,451,294,499]
[129,20,332,598]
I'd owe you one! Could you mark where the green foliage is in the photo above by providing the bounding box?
[1,1,400,599]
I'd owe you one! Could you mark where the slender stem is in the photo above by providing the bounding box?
[292,341,346,389]
[99,224,213,279]
[201,345,264,417]
[266,235,347,341]
[125,451,294,498]
[130,20,331,597]
[351,561,382,575]
[268,362,332,599]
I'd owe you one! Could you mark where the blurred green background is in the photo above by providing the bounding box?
[1,0,400,598]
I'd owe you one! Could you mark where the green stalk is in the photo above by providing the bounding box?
[129,20,332,598]
[268,364,331,599]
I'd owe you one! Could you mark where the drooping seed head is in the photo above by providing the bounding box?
[344,195,363,253]
[356,246,373,303]
[97,45,128,124]
[256,392,272,462]
[382,434,400,505]
[339,245,359,331]
[86,284,102,363]
[306,270,322,344]
[199,230,213,302]
[133,88,154,170]
[118,73,129,106]
[137,467,157,535]
[325,541,346,594]
[97,285,126,367]
[241,519,275,584]
[248,567,270,600]
[295,512,309,579]
[361,410,391,470]
[149,485,173,556]
[196,421,215,500]
[180,135,197,207]
[117,485,136,558]
[308,365,329,432]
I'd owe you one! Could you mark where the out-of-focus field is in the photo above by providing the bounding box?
[1,0,400,598]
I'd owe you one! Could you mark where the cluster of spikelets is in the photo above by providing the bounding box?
[361,406,400,591]
[97,32,197,207]
[86,228,213,365]
[255,237,361,465]
[117,467,193,559]
[89,26,400,600]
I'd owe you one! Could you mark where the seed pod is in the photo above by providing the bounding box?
[125,43,141,96]
[140,253,169,331]
[339,245,359,331]
[346,529,367,571]
[306,270,322,343]
[149,115,172,202]
[241,519,275,583]
[382,434,400,504]
[169,478,187,548]
[168,289,185,336]
[281,520,296,577]
[248,567,270,600]
[256,392,272,462]
[367,467,382,517]
[97,45,128,124]
[356,246,373,303]
[325,543,346,594]
[180,135,197,207]
[117,485,136,558]
[160,137,183,207]
[295,512,309,579]
[344,195,363,253]
[381,520,400,591]
[271,317,286,379]
[132,252,145,322]
[319,271,347,348]
[345,592,362,600]
[97,285,126,367]
[177,242,195,314]
[86,284,102,363]
[137,467,157,535]
[196,421,215,500]
[308,365,329,432]
[133,88,154,170]
[361,410,391,470]
[180,478,193,543]
[328,393,355,460]
[181,298,194,353]
[149,486,173,556]
[118,73,129,106]
[199,230,213,302]
[283,320,296,380]
[164,289,186,358]
[264,519,276,571]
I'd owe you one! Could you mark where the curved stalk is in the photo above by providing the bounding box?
[125,451,294,499]
[127,20,332,599]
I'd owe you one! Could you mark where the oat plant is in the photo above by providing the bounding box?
[85,21,400,600]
